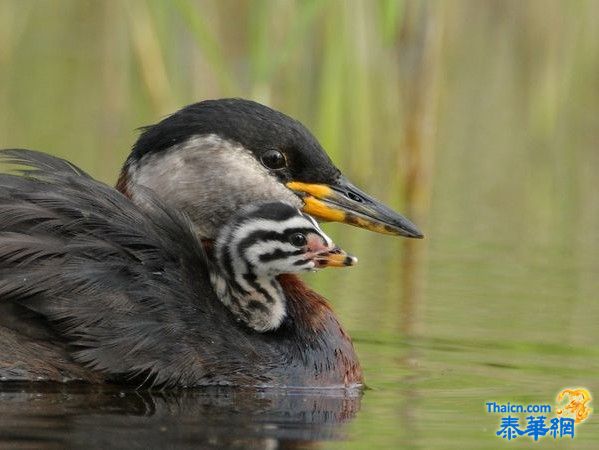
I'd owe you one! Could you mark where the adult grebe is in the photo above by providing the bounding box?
[0,99,421,387]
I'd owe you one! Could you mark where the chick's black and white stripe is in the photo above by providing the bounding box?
[210,203,332,332]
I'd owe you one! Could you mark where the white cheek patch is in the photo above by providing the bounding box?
[127,134,302,238]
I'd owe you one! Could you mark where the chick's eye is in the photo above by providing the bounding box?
[289,232,307,248]
[261,150,286,170]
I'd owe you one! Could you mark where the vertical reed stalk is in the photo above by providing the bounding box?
[125,0,175,115]
[399,1,444,335]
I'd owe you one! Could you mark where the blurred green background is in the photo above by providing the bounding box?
[1,0,598,448]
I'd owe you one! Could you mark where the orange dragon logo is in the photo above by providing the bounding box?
[556,388,592,424]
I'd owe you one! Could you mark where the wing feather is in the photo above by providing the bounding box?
[0,149,274,386]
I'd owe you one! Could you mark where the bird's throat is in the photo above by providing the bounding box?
[208,267,287,333]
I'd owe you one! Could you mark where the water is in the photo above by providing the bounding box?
[1,1,598,447]
[0,384,361,448]
[1,232,597,448]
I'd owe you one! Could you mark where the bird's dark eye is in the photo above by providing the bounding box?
[261,150,287,170]
[289,232,307,248]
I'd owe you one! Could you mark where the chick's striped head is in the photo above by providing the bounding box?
[215,202,356,278]
[211,202,357,332]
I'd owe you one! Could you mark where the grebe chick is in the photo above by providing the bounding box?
[209,202,356,332]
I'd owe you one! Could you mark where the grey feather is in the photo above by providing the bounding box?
[0,149,280,387]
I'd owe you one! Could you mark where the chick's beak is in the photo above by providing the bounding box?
[315,246,358,268]
[287,176,424,238]
[306,234,357,269]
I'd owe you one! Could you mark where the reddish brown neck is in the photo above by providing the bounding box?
[278,273,363,386]
[278,274,335,332]
[116,169,130,198]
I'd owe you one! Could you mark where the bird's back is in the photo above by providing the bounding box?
[0,150,361,388]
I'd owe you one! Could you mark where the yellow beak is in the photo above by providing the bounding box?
[315,246,358,268]
[287,178,423,238]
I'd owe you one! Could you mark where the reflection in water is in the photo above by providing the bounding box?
[0,384,361,449]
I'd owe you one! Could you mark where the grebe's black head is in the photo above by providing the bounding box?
[119,98,423,239]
